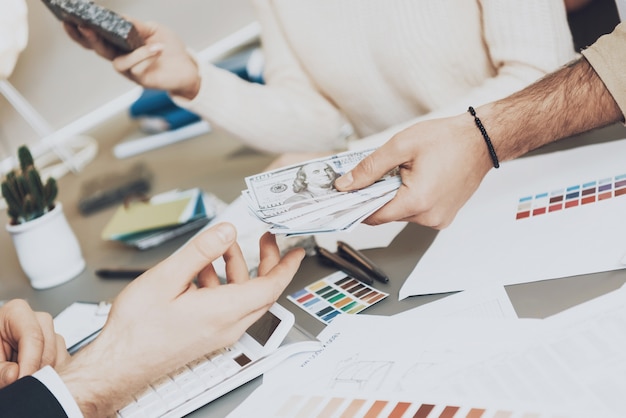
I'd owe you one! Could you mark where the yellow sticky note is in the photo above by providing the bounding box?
[102,196,193,240]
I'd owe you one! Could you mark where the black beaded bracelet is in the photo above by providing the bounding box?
[468,106,499,169]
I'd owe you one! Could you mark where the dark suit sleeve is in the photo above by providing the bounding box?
[0,375,68,418]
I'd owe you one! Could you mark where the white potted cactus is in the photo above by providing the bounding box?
[2,145,85,289]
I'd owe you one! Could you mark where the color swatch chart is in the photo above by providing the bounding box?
[273,395,572,418]
[288,271,388,324]
[515,173,626,220]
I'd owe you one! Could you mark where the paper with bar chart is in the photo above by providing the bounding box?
[227,314,603,418]
[227,285,625,418]
[264,395,579,418]
[400,138,626,299]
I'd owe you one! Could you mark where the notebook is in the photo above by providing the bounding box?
[101,188,223,249]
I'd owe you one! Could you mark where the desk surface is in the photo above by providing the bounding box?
[2,116,626,417]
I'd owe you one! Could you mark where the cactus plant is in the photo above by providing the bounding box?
[1,145,58,225]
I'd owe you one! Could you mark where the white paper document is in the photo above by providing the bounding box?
[228,284,626,418]
[540,284,626,415]
[400,139,626,299]
[392,284,518,321]
[229,286,551,418]
[229,314,587,417]
[257,285,517,393]
[54,301,111,353]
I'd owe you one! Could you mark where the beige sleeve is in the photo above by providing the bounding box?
[581,22,626,119]
[172,0,349,154]
[349,0,577,151]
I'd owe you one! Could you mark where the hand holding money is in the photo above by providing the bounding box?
[242,149,400,236]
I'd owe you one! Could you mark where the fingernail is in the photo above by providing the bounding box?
[148,43,163,53]
[334,172,353,189]
[214,223,236,242]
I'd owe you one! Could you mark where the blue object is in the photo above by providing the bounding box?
[129,89,178,117]
[128,45,265,132]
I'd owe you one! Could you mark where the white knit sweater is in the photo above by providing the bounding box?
[175,0,577,153]
[0,0,28,80]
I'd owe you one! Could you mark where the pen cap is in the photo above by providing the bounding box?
[315,246,375,286]
[336,241,389,282]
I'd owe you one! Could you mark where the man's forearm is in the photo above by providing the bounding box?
[56,334,144,418]
[476,57,623,163]
[56,349,125,417]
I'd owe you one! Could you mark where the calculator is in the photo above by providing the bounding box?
[116,303,321,418]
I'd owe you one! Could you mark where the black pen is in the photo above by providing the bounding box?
[337,241,389,284]
[95,269,147,279]
[315,246,375,286]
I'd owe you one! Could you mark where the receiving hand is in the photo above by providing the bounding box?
[63,18,201,99]
[334,115,493,229]
[57,222,304,416]
[0,299,69,389]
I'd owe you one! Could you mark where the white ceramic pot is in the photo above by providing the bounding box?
[6,202,85,289]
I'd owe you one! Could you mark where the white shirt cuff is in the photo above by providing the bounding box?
[33,365,84,418]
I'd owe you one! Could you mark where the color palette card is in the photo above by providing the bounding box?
[515,173,626,220]
[272,395,580,418]
[287,271,388,324]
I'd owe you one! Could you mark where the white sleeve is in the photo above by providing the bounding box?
[616,0,626,22]
[33,365,84,418]
[0,0,29,80]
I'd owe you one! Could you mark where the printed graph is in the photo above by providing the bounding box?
[273,395,572,418]
[516,173,626,220]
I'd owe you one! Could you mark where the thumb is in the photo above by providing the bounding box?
[334,147,400,191]
[0,363,19,389]
[144,222,237,291]
[236,248,305,311]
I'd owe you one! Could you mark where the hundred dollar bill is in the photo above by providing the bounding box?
[248,172,399,220]
[269,189,397,236]
[263,175,401,227]
[244,149,376,211]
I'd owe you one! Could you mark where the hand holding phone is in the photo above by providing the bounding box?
[41,0,144,53]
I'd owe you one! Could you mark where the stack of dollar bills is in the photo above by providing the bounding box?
[242,149,401,236]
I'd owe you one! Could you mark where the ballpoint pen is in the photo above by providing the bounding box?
[95,268,147,279]
[336,240,390,284]
[315,246,375,286]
